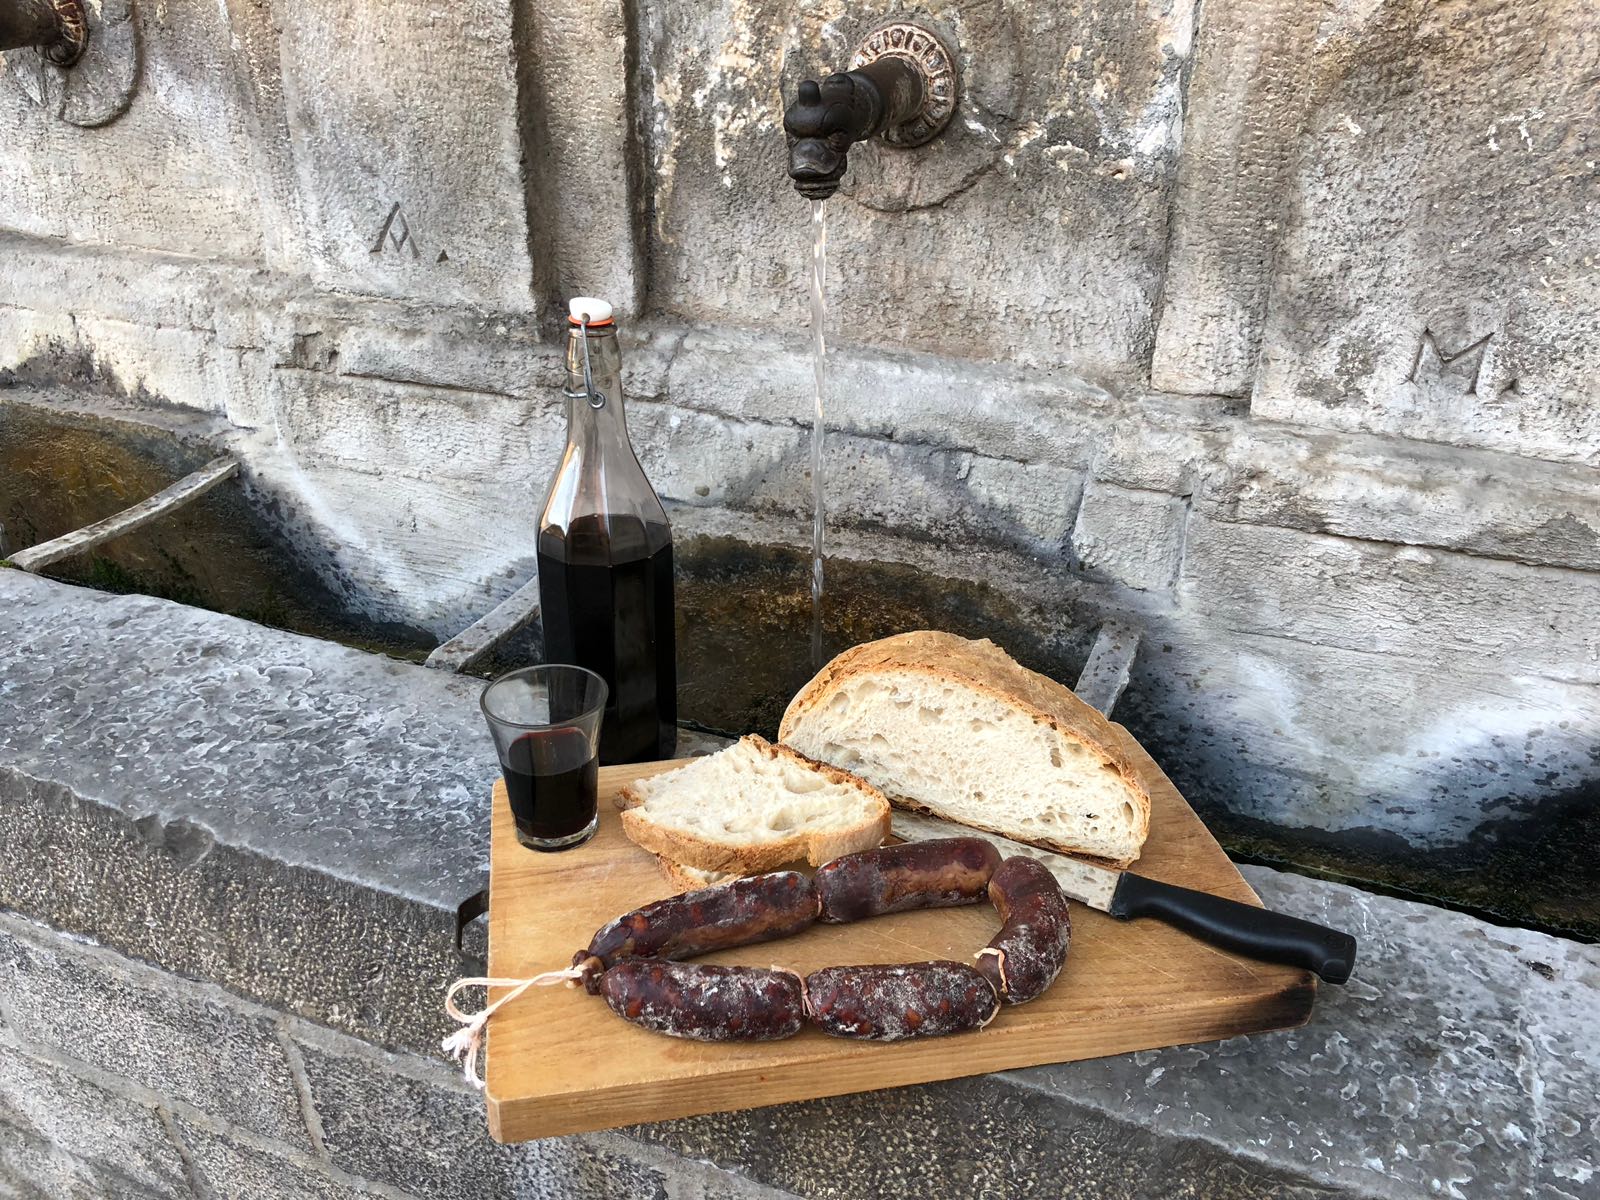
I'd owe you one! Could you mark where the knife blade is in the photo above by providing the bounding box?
[890,811,1357,984]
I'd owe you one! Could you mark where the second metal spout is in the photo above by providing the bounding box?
[0,0,86,66]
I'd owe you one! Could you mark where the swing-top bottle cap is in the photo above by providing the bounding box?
[568,297,614,326]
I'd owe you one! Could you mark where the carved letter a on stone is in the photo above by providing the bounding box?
[371,203,421,259]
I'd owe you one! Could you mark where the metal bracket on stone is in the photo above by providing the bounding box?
[8,455,239,573]
[1,0,138,128]
[455,887,489,964]
[848,20,960,148]
[424,577,542,674]
[1073,619,1142,717]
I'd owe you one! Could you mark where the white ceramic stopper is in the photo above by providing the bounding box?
[568,297,614,323]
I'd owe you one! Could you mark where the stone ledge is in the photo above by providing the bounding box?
[0,569,494,910]
[1,570,1595,1198]
[0,568,490,1053]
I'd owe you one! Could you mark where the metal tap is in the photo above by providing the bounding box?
[783,20,960,201]
[0,0,86,66]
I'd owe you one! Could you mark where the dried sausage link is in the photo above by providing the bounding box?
[816,838,1003,924]
[574,871,820,993]
[806,961,999,1040]
[976,856,1071,1004]
[600,961,806,1041]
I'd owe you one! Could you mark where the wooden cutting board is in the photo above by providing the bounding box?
[483,724,1315,1142]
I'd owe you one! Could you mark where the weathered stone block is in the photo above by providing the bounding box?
[0,1123,172,1200]
[1199,424,1600,573]
[0,304,273,423]
[0,0,272,261]
[275,0,535,310]
[0,307,76,381]
[0,766,472,1058]
[1092,405,1218,495]
[637,0,1190,380]
[624,1071,1332,1199]
[0,914,310,1147]
[70,315,272,420]
[518,0,642,313]
[1152,0,1600,468]
[1071,481,1187,591]
[243,453,539,638]
[1016,866,1600,1200]
[335,320,564,400]
[293,1033,668,1200]
[1117,623,1600,848]
[1245,1,1600,464]
[1149,0,1324,396]
[0,233,268,337]
[631,400,1083,560]
[661,329,1113,472]
[1178,515,1600,686]
[0,1050,188,1200]
[171,1119,385,1200]
[270,370,557,485]
[0,571,492,1054]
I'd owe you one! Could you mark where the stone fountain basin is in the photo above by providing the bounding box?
[0,384,1097,742]
[0,388,438,660]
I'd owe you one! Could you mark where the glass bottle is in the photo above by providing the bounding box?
[536,297,677,765]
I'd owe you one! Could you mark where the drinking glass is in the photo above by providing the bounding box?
[480,665,608,851]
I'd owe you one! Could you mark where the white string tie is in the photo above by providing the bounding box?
[441,966,585,1087]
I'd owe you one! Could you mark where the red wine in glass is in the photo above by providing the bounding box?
[502,727,599,847]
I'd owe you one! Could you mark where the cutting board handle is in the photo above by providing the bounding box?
[1109,874,1357,984]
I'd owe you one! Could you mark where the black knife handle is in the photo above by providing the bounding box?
[1109,874,1357,984]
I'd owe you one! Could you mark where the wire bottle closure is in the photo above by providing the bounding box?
[566,311,606,410]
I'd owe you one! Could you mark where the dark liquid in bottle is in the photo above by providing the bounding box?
[537,513,677,765]
[503,727,600,845]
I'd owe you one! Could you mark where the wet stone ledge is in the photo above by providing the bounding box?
[0,569,1597,1199]
[0,567,494,1054]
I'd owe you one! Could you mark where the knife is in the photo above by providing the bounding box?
[891,812,1357,984]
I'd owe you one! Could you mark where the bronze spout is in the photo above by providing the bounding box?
[0,0,87,66]
[781,21,960,200]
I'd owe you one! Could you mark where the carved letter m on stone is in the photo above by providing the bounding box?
[1407,328,1494,395]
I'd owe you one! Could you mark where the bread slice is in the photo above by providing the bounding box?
[778,631,1152,868]
[617,734,890,873]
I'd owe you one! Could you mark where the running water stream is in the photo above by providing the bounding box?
[808,199,827,670]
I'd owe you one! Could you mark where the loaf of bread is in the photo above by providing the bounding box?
[617,734,890,873]
[778,631,1152,867]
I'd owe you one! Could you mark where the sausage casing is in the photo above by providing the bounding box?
[815,837,1003,924]
[976,856,1072,1004]
[600,961,806,1041]
[806,961,999,1040]
[574,871,820,992]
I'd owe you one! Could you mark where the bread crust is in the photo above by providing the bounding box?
[617,735,891,873]
[778,632,1152,869]
[654,855,736,891]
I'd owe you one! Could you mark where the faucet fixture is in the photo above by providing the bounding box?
[0,0,86,66]
[784,20,959,200]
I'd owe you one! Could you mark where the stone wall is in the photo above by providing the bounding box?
[1,0,1596,869]
[0,908,765,1200]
